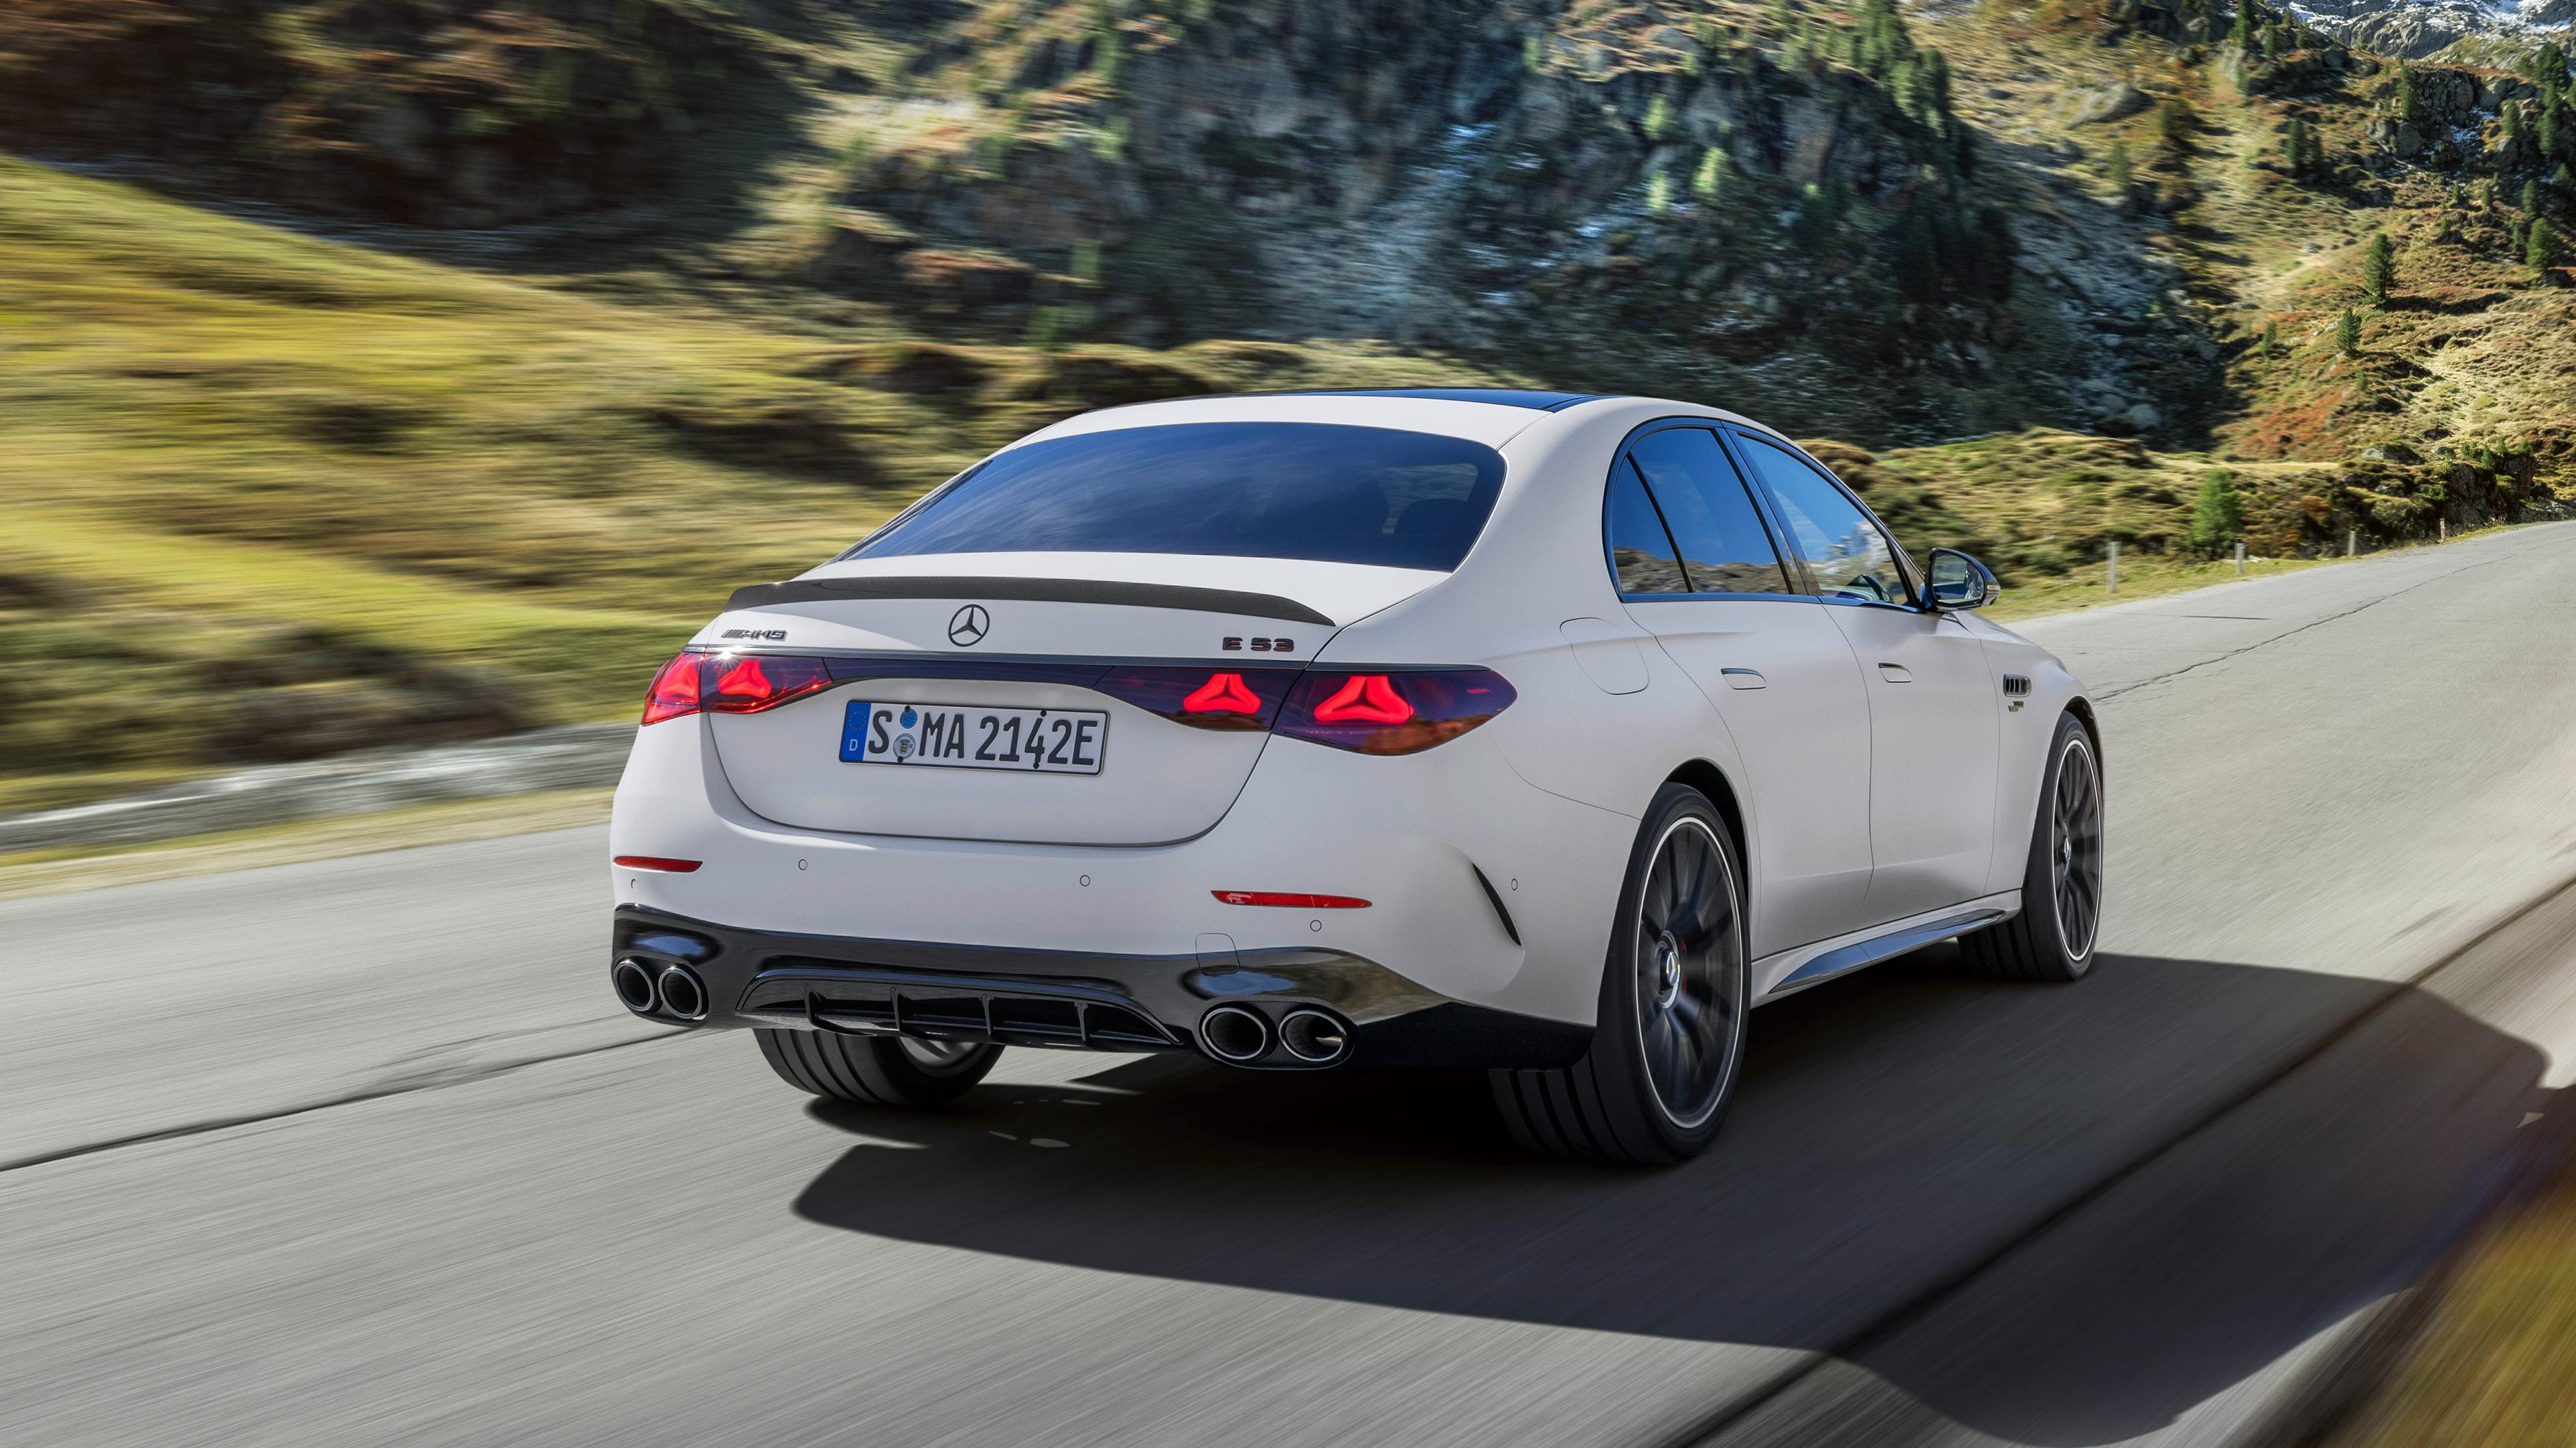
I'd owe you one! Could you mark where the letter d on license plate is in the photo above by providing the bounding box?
[840,701,1106,775]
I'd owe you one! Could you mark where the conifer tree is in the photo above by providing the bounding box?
[1693,147,1728,198]
[2283,116,2306,175]
[2335,307,2361,355]
[2533,218,2560,277]
[2397,67,2425,126]
[2362,230,2395,303]
[2107,137,2133,193]
[2230,1,2255,54]
[2526,179,2546,220]
[2189,471,2245,556]
[2260,319,2279,354]
[2263,25,2281,62]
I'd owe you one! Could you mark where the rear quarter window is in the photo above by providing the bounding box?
[849,422,1507,572]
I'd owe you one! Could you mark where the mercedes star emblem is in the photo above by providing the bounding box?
[948,604,990,647]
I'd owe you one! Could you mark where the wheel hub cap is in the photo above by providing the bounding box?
[1653,935,1683,1010]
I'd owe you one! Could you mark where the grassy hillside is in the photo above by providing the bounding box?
[2,0,2572,809]
[0,155,1500,807]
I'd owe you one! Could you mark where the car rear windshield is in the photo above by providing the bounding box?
[846,422,1508,572]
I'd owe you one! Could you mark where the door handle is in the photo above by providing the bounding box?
[1877,663,1913,683]
[1720,668,1766,690]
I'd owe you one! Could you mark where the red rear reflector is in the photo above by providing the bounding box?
[1183,671,1263,715]
[1213,890,1371,908]
[614,856,703,872]
[1309,673,1416,724]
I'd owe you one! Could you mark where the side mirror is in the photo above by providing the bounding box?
[1925,548,2001,612]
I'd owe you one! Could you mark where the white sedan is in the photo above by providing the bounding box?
[607,389,2102,1163]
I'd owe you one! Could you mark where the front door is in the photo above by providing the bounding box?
[1606,426,1876,957]
[1728,430,2001,924]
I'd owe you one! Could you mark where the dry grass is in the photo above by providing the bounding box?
[2325,1137,2576,1447]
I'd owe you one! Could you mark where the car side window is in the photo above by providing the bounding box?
[1606,459,1691,595]
[1733,433,1910,607]
[1626,428,1791,596]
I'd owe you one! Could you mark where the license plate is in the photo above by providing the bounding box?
[839,701,1107,775]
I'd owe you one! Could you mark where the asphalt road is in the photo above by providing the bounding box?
[8,523,2576,1448]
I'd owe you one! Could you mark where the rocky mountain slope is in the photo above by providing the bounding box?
[3,0,2573,795]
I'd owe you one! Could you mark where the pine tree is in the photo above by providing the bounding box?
[2189,471,2245,556]
[1693,147,1728,199]
[1644,94,1674,141]
[2303,123,2327,177]
[2260,319,2279,355]
[2107,137,2133,193]
[2526,179,2546,220]
[2482,177,2498,210]
[2335,306,2361,355]
[2283,116,2306,175]
[2160,96,2196,154]
[2533,218,2559,277]
[2263,25,2281,62]
[2362,230,2396,303]
[2544,106,2563,162]
[2397,67,2426,126]
[2230,1,2255,54]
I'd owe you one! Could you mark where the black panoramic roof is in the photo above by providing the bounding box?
[1280,388,1612,412]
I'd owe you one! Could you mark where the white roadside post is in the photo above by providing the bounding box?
[2235,541,2246,576]
[2348,529,2358,556]
[2107,540,2119,595]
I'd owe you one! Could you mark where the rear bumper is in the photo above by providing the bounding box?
[609,711,1638,1026]
[613,905,1592,1070]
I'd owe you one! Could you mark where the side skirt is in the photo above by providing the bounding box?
[1753,891,2022,1001]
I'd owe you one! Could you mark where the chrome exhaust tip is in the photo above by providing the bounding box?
[656,963,708,1022]
[1278,1009,1352,1066]
[1199,1005,1272,1064]
[611,957,660,1015]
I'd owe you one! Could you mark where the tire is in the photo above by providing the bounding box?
[755,1028,1001,1107]
[1961,712,2104,982]
[1490,783,1752,1165]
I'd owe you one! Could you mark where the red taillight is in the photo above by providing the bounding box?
[641,653,702,725]
[1309,674,1414,724]
[614,856,702,872]
[1183,671,1264,716]
[706,654,832,711]
[1095,666,1298,730]
[1213,890,1371,908]
[639,653,834,724]
[1276,669,1516,755]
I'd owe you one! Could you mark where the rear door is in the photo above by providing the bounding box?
[1728,430,2001,925]
[1608,426,1876,957]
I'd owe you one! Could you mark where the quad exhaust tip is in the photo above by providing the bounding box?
[611,957,659,1015]
[656,963,709,1022]
[1199,1005,1272,1064]
[1278,1009,1352,1065]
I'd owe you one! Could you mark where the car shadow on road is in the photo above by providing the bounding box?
[789,947,2555,1447]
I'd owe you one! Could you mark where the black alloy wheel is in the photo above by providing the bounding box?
[1962,712,2105,983]
[1492,783,1750,1164]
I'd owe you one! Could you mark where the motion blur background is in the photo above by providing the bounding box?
[4,2,2576,1445]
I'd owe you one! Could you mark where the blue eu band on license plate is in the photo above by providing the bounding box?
[840,701,1107,775]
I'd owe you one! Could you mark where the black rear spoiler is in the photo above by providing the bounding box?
[723,574,1334,627]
